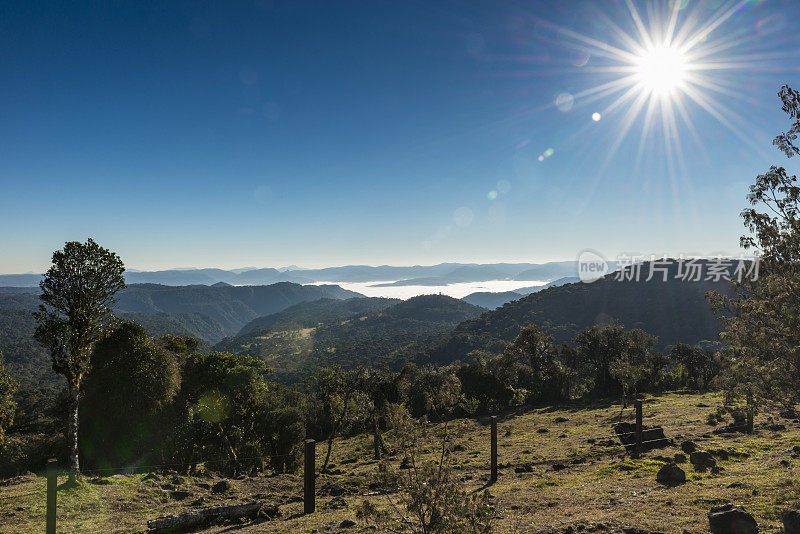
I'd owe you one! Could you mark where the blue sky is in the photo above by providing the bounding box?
[2,0,799,272]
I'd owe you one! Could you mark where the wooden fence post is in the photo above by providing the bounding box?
[490,416,498,483]
[634,400,643,457]
[46,458,57,534]
[304,439,315,515]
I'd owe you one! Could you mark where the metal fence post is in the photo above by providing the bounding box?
[46,458,57,534]
[304,439,315,514]
[490,416,498,483]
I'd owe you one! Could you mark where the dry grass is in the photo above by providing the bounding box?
[2,391,799,533]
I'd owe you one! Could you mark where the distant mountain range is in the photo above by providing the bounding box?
[0,261,585,287]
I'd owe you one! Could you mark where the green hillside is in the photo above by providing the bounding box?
[237,297,399,336]
[214,294,485,381]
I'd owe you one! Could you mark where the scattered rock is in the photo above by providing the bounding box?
[708,503,757,534]
[690,450,717,470]
[783,509,800,534]
[212,480,232,494]
[681,441,697,454]
[656,463,686,485]
[674,453,687,464]
[339,519,356,528]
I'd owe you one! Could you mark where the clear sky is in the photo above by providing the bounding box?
[2,0,799,273]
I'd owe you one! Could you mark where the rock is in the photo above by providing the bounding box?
[537,428,549,433]
[690,450,717,470]
[170,490,193,500]
[780,459,791,467]
[656,463,685,485]
[783,509,800,534]
[708,503,758,534]
[553,417,569,423]
[674,453,687,463]
[339,519,356,528]
[681,441,697,454]
[212,480,232,494]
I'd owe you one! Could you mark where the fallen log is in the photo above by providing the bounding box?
[147,502,262,532]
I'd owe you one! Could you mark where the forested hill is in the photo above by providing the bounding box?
[421,260,738,365]
[114,282,362,341]
[214,294,485,381]
[0,283,363,344]
[237,297,400,336]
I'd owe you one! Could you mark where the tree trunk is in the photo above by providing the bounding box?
[67,384,80,482]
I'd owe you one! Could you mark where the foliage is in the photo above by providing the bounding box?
[363,404,495,534]
[0,349,18,446]
[710,85,800,411]
[177,351,271,475]
[79,322,180,470]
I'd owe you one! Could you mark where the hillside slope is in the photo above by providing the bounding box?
[423,261,734,365]
[214,294,484,381]
[237,297,399,336]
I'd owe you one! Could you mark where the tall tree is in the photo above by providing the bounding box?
[710,85,800,412]
[33,239,126,480]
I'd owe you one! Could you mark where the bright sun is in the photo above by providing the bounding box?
[634,44,687,96]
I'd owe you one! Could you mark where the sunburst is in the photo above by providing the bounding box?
[541,0,780,169]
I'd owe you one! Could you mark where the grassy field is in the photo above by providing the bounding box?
[2,391,799,533]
